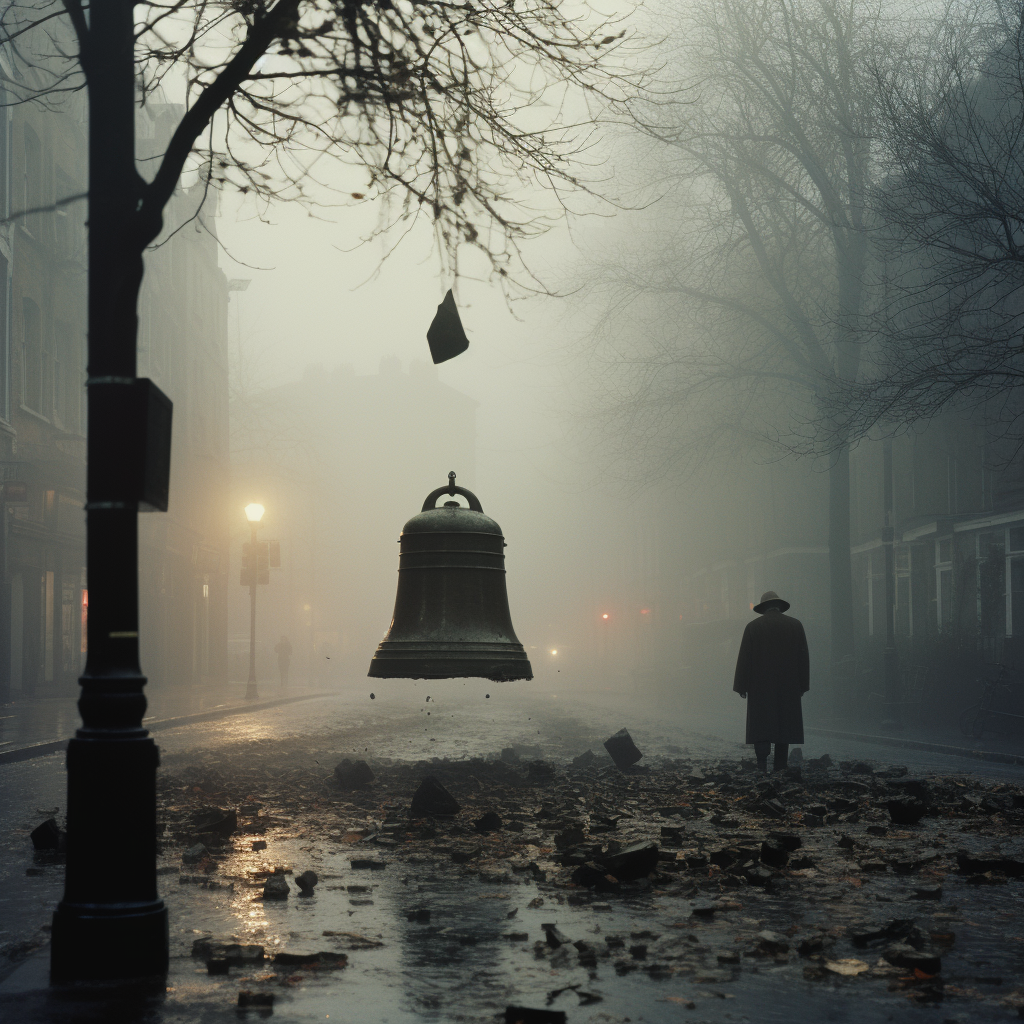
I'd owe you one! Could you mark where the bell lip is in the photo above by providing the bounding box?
[372,640,528,650]
[368,643,532,681]
[367,660,533,681]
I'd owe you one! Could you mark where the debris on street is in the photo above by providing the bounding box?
[143,718,1024,1022]
[603,728,643,768]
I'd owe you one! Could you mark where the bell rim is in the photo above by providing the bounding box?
[367,658,534,681]
[371,640,529,652]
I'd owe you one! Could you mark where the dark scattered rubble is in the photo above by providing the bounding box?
[333,759,375,790]
[295,869,318,894]
[603,728,644,769]
[140,730,1024,1013]
[409,775,461,817]
[29,817,64,853]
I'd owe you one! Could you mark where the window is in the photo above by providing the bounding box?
[54,168,71,253]
[43,322,55,419]
[0,255,9,422]
[863,551,877,637]
[43,570,53,684]
[979,531,1006,638]
[23,125,40,235]
[1011,558,1024,637]
[21,297,41,412]
[0,88,9,220]
[896,546,911,637]
[935,537,953,631]
[53,319,69,426]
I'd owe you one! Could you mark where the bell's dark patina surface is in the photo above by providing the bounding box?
[368,473,533,681]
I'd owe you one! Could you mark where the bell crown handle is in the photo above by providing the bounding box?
[422,471,484,513]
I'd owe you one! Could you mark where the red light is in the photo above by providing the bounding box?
[601,613,609,620]
[641,608,650,615]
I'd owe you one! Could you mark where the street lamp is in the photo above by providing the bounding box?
[245,503,265,700]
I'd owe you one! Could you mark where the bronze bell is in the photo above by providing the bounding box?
[368,472,533,681]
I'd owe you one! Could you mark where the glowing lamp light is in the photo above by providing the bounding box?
[245,503,265,523]
[601,613,609,620]
[551,649,558,655]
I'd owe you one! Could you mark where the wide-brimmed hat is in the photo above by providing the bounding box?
[754,590,790,614]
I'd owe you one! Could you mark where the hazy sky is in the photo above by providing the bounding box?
[214,176,656,686]
[216,182,606,494]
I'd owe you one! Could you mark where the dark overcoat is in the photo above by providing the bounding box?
[733,610,809,744]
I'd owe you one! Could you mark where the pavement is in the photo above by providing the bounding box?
[0,681,332,764]
[0,681,1022,1023]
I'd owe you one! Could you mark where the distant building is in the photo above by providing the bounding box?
[230,358,477,684]
[136,100,231,693]
[849,411,1024,695]
[4,64,88,701]
[664,407,1024,726]
[0,79,230,701]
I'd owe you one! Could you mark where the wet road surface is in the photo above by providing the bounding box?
[1,681,1023,1022]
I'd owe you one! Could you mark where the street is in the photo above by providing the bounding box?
[1,682,1023,1022]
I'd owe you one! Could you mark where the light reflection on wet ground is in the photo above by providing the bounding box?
[3,681,1024,1021]
[155,821,1024,1023]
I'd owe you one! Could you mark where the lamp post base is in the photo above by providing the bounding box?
[51,900,168,984]
[245,681,259,700]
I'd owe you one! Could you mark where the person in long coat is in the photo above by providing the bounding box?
[733,590,809,773]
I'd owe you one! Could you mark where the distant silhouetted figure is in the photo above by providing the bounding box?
[275,635,293,688]
[733,591,809,773]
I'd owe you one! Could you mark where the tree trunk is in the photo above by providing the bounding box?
[828,440,855,665]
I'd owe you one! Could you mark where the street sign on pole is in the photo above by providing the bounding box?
[240,541,270,585]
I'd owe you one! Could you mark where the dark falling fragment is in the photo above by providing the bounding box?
[426,289,470,364]
[370,693,375,699]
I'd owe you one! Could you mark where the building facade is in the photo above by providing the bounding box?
[848,410,1024,711]
[0,75,230,702]
[666,407,1024,727]
[4,59,88,702]
[136,100,231,694]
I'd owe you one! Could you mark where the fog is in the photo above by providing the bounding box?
[6,0,1023,745]
[216,194,679,701]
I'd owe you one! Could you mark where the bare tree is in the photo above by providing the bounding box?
[577,0,888,664]
[844,0,1024,443]
[1,0,644,983]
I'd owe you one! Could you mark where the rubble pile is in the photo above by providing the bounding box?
[152,729,1024,1014]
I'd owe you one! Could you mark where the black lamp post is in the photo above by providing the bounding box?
[50,0,172,982]
[245,503,265,700]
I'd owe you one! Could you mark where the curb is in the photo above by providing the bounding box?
[0,692,335,767]
[805,725,1024,767]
